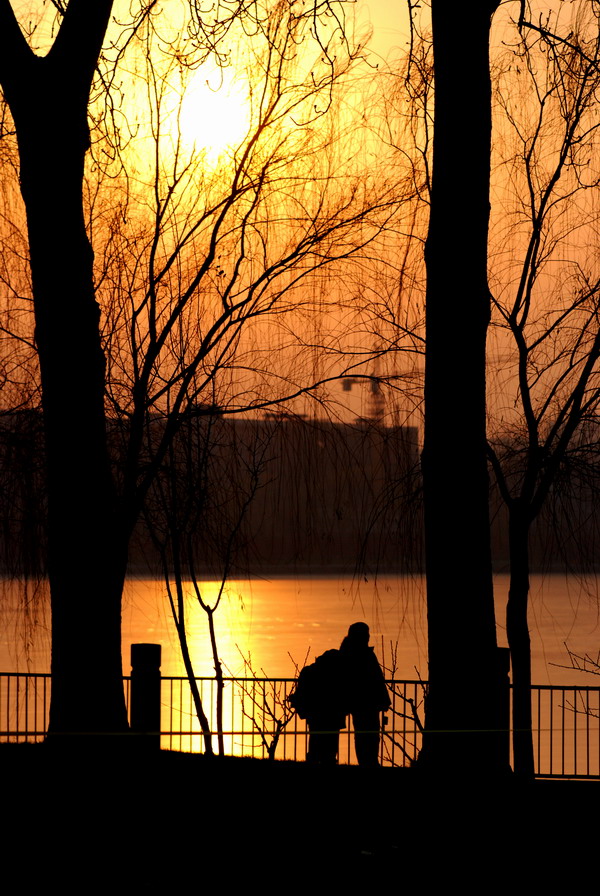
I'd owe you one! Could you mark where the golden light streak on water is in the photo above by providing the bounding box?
[1,574,598,687]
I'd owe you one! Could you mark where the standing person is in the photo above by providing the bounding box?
[340,622,391,767]
[289,649,347,765]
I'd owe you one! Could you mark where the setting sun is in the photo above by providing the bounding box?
[177,65,250,158]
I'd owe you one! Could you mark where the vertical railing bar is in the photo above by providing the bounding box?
[280,681,284,761]
[411,681,415,764]
[291,680,297,762]
[210,678,214,749]
[29,676,33,740]
[285,680,290,761]
[597,688,600,778]
[406,681,411,766]
[15,674,19,743]
[534,687,540,775]
[34,675,38,740]
[171,679,175,751]
[255,677,259,757]
[233,678,237,756]
[190,677,193,754]
[561,688,565,777]
[223,679,230,756]
[24,675,28,741]
[402,682,407,767]
[240,679,246,757]
[20,675,24,741]
[166,679,170,751]
[564,688,569,776]
[548,689,552,776]
[585,690,590,776]
[537,687,541,776]
[176,678,180,752]
[185,678,190,752]
[551,688,555,776]
[255,678,262,759]
[543,686,546,776]
[295,680,301,762]
[263,682,275,758]
[409,682,413,766]
[186,678,190,752]
[185,680,190,753]
[586,690,591,777]
[561,688,566,777]
[43,676,47,743]
[410,684,419,765]
[572,688,577,777]
[200,677,204,753]
[263,680,268,760]
[298,705,301,761]
[32,675,37,739]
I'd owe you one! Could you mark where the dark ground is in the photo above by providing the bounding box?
[1,745,596,888]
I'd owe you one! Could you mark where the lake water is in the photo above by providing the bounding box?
[2,573,599,686]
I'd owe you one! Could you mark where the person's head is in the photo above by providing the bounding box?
[346,621,370,647]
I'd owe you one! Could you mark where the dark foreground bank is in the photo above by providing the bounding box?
[1,745,596,887]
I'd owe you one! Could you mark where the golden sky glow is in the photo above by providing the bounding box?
[176,64,251,160]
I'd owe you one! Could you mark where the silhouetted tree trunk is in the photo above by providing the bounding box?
[487,11,600,777]
[0,1,128,735]
[420,0,506,772]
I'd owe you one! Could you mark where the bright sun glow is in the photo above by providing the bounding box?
[177,65,251,159]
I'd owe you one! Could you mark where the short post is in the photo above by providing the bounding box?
[130,643,162,749]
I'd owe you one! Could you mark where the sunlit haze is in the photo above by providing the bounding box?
[175,64,251,159]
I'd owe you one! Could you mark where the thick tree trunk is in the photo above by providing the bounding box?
[420,0,506,772]
[21,107,128,736]
[0,3,129,736]
[506,508,535,778]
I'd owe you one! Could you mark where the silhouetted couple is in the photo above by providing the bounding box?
[290,622,390,766]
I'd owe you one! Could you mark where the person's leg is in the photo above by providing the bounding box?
[308,719,339,764]
[352,712,380,766]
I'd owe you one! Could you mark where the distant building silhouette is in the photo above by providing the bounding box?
[133,413,422,575]
[1,408,598,575]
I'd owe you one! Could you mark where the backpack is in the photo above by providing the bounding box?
[288,661,320,720]
[288,649,346,722]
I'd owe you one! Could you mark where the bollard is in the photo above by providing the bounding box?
[130,643,162,749]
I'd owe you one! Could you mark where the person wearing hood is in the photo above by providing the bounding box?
[340,622,391,767]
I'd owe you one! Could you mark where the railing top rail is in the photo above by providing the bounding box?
[3,672,600,691]
[530,683,600,692]
[145,675,429,685]
[152,676,299,683]
[0,672,51,679]
[2,672,600,694]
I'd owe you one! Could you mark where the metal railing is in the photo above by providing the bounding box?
[1,672,598,777]
[0,673,50,741]
[159,676,425,766]
[531,685,600,778]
